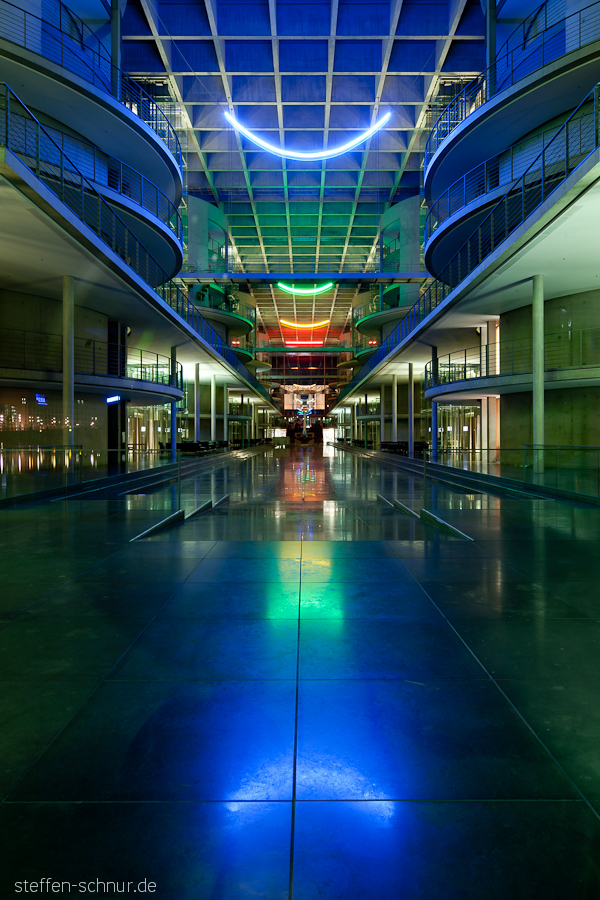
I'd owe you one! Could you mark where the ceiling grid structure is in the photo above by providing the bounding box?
[122,0,486,341]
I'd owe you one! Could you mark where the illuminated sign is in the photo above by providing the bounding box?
[35,393,47,406]
[106,395,121,404]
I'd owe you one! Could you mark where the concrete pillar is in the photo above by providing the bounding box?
[488,397,498,454]
[351,403,357,441]
[380,383,385,447]
[486,0,496,84]
[251,403,256,440]
[194,363,200,442]
[431,346,438,461]
[532,274,545,471]
[62,275,74,448]
[240,393,244,447]
[480,398,488,455]
[111,0,121,68]
[408,363,414,458]
[391,373,398,442]
[364,392,368,448]
[479,323,489,455]
[223,385,228,446]
[170,346,177,456]
[210,373,217,441]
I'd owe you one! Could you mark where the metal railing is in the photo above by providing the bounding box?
[0,326,184,390]
[194,292,256,326]
[425,0,600,167]
[425,122,563,242]
[0,83,271,400]
[0,0,181,165]
[425,326,600,389]
[45,124,182,239]
[428,445,600,500]
[339,83,600,401]
[0,446,182,505]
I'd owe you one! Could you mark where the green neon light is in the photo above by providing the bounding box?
[277,282,335,296]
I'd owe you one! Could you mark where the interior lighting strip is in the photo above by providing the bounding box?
[224,111,391,161]
[285,340,324,345]
[280,318,330,329]
[277,282,334,296]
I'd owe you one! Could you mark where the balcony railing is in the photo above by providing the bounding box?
[0,83,270,401]
[339,83,600,400]
[425,122,563,243]
[0,0,181,165]
[44,124,181,239]
[424,327,600,390]
[0,326,184,390]
[425,0,600,167]
[194,294,256,326]
[353,293,412,326]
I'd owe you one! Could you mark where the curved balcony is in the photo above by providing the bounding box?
[424,327,600,397]
[424,0,600,199]
[192,291,256,336]
[45,124,182,241]
[0,0,181,193]
[0,326,184,397]
[353,291,414,336]
[337,85,600,402]
[0,83,269,399]
[425,117,565,251]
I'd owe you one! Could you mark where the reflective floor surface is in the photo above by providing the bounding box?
[1,445,600,898]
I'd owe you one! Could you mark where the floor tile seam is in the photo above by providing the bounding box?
[0,578,186,806]
[288,509,305,900]
[399,563,600,823]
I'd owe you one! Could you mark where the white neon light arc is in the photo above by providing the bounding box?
[224,111,392,161]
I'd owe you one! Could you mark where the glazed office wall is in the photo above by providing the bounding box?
[0,290,111,449]
[499,289,600,447]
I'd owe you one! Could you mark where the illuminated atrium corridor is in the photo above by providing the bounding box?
[1,445,600,897]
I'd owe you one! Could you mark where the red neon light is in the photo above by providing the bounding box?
[285,340,324,345]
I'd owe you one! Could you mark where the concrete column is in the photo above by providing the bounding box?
[479,323,489,456]
[351,403,357,441]
[480,398,488,455]
[62,275,74,448]
[364,392,368,448]
[408,363,414,458]
[240,393,244,447]
[170,346,177,456]
[111,0,121,68]
[488,397,498,454]
[194,363,200,442]
[532,274,545,471]
[391,373,398,442]
[210,373,217,441]
[431,346,438,461]
[251,404,256,440]
[223,385,228,446]
[380,383,385,447]
[486,0,496,84]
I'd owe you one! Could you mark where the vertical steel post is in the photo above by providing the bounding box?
[532,274,545,475]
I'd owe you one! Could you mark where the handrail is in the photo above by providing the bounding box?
[0,83,270,401]
[195,293,256,325]
[425,122,562,243]
[339,83,600,401]
[424,326,600,390]
[0,0,181,166]
[425,0,600,167]
[0,326,184,390]
[43,123,181,239]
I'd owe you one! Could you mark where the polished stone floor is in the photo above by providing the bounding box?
[1,445,600,898]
